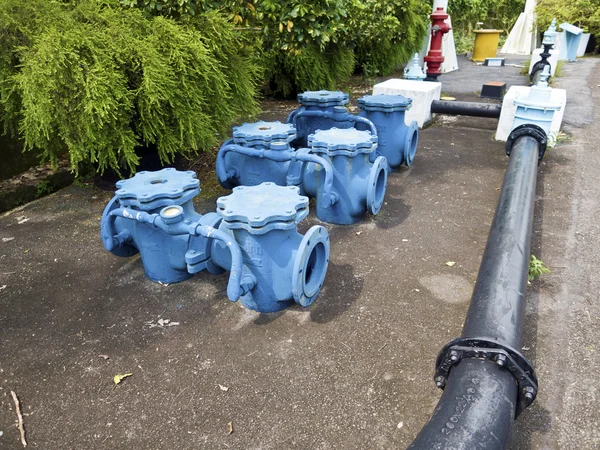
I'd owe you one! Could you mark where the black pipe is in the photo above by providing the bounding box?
[409,127,544,449]
[431,100,502,119]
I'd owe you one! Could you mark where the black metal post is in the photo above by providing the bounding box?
[530,42,554,84]
[409,127,545,449]
[431,100,502,119]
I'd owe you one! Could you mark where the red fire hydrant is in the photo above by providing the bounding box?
[424,7,451,81]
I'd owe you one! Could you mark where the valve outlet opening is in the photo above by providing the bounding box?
[404,123,419,166]
[367,156,388,215]
[303,241,327,298]
[292,226,330,308]
[150,178,167,184]
[374,168,386,205]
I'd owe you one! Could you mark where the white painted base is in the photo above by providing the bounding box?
[495,85,567,146]
[529,48,560,76]
[372,79,442,128]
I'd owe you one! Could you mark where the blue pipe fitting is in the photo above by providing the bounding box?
[214,183,330,311]
[287,90,367,147]
[304,128,388,225]
[216,125,338,209]
[357,94,419,169]
[219,121,297,188]
[100,170,330,312]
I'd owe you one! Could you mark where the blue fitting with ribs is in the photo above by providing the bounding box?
[357,94,419,169]
[217,122,388,225]
[287,90,376,149]
[100,169,330,312]
[304,128,388,224]
[287,90,419,170]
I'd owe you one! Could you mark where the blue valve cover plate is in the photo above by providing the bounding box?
[232,121,296,147]
[297,90,349,107]
[217,183,309,233]
[115,168,200,211]
[358,94,412,112]
[308,128,377,157]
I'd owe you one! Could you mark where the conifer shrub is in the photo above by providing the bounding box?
[0,0,261,174]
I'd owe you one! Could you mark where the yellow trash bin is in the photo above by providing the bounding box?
[472,30,502,62]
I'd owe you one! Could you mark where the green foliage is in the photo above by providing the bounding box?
[348,0,429,76]
[448,0,525,53]
[528,255,551,281]
[536,0,600,40]
[120,0,197,18]
[35,180,53,198]
[0,0,261,174]
[263,45,355,97]
[220,0,354,96]
[122,0,430,94]
[449,0,525,32]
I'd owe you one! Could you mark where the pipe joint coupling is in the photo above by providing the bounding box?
[435,337,538,418]
[506,124,548,160]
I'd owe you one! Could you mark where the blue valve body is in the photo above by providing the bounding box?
[101,171,330,312]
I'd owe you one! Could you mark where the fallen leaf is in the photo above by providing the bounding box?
[356,231,362,236]
[17,217,29,225]
[2,237,14,243]
[445,261,456,267]
[98,354,110,360]
[228,422,234,434]
[0,285,6,291]
[158,281,169,287]
[218,384,229,392]
[113,373,133,385]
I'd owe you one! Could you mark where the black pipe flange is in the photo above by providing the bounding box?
[506,123,548,161]
[434,337,538,418]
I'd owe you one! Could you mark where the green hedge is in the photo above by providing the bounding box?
[124,0,430,93]
[1,0,432,174]
[0,0,261,174]
[536,0,600,41]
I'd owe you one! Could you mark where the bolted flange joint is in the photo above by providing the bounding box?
[506,124,548,161]
[434,337,538,418]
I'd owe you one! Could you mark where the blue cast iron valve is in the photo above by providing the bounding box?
[216,121,388,225]
[286,90,377,149]
[100,169,330,312]
[304,128,389,225]
[288,90,419,171]
[214,183,330,312]
[357,94,419,169]
[217,140,338,209]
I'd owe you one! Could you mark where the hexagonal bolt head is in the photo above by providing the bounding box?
[523,386,536,401]
[435,375,446,388]
[495,354,507,367]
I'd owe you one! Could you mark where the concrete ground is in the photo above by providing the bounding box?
[0,54,599,449]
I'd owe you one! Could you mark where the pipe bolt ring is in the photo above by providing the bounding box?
[449,351,459,362]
